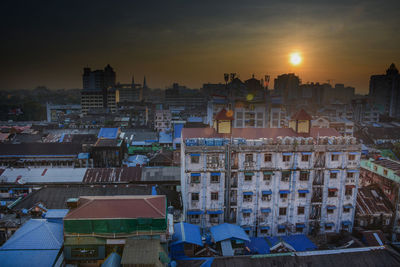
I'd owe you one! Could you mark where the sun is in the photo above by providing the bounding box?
[289,52,302,66]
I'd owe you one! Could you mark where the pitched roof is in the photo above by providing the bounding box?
[0,219,63,250]
[291,109,312,120]
[215,108,234,120]
[98,128,119,139]
[172,222,203,246]
[82,167,142,183]
[64,195,166,220]
[210,223,250,242]
[0,250,60,267]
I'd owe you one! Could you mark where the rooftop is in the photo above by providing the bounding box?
[0,143,82,157]
[98,128,120,139]
[82,167,142,183]
[356,186,393,216]
[64,195,166,220]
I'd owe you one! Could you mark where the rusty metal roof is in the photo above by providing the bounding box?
[82,167,142,183]
[372,158,400,176]
[356,185,393,216]
[64,195,166,220]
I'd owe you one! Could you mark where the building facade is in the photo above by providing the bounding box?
[181,110,361,237]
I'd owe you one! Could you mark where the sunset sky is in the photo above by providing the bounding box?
[1,0,399,93]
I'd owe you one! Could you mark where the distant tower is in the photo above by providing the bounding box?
[143,76,147,89]
[131,75,135,88]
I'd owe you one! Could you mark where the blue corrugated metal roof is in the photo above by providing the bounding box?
[44,209,69,219]
[173,123,184,139]
[0,249,60,267]
[266,234,317,252]
[245,237,270,254]
[102,252,121,267]
[78,152,90,159]
[172,222,203,246]
[98,128,119,139]
[0,219,63,250]
[210,223,250,242]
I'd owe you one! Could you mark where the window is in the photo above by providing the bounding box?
[262,195,272,201]
[189,214,200,223]
[260,229,269,234]
[281,172,290,182]
[345,187,353,196]
[328,190,337,197]
[207,155,219,164]
[297,206,305,215]
[348,154,355,161]
[264,153,272,162]
[298,192,306,198]
[209,214,219,223]
[327,208,334,214]
[280,193,288,199]
[283,155,291,162]
[299,172,309,181]
[279,207,287,216]
[245,174,253,181]
[211,174,220,183]
[373,165,378,171]
[343,207,350,213]
[384,169,388,176]
[243,213,250,218]
[263,173,272,181]
[301,154,310,162]
[243,195,252,202]
[245,154,253,162]
[191,193,199,201]
[296,227,303,233]
[325,225,333,231]
[347,172,354,179]
[191,176,200,183]
[191,155,200,163]
[278,227,285,233]
[211,192,218,201]
[330,172,337,179]
[331,154,339,161]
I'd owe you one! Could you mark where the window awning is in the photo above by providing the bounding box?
[346,185,356,189]
[300,171,310,174]
[296,223,306,228]
[243,191,253,196]
[191,173,201,177]
[343,204,353,209]
[207,210,223,214]
[279,190,290,194]
[327,205,337,210]
[278,225,286,229]
[190,153,200,156]
[349,152,360,155]
[331,152,342,155]
[260,226,270,230]
[260,208,271,213]
[282,152,292,156]
[301,152,312,155]
[242,209,252,213]
[342,221,352,226]
[328,188,338,192]
[298,189,309,194]
[330,170,340,173]
[187,210,204,215]
[262,190,272,195]
[347,169,359,173]
[211,172,221,176]
[263,171,273,175]
[244,172,254,176]
[325,222,335,227]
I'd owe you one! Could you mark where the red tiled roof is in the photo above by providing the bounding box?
[64,195,166,220]
[291,109,312,120]
[182,127,340,139]
[215,108,234,120]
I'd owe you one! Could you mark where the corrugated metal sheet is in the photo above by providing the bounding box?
[83,167,142,183]
[98,128,119,139]
[172,222,203,246]
[102,252,121,267]
[210,223,250,242]
[44,209,69,219]
[0,167,86,183]
[0,249,60,267]
[0,219,63,250]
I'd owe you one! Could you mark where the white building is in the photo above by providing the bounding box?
[154,110,172,132]
[181,109,361,237]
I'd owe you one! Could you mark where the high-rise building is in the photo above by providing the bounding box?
[181,109,361,237]
[369,63,400,118]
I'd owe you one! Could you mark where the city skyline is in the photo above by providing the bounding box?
[1,1,399,93]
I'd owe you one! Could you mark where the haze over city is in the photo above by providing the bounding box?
[1,0,400,93]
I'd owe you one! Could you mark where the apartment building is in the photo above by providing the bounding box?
[181,109,361,237]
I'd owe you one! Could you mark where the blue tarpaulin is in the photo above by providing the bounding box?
[210,223,250,242]
[174,123,184,139]
[98,128,119,139]
[152,186,157,195]
[159,131,173,144]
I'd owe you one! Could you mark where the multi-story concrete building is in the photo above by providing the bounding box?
[181,109,361,237]
[154,109,172,132]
